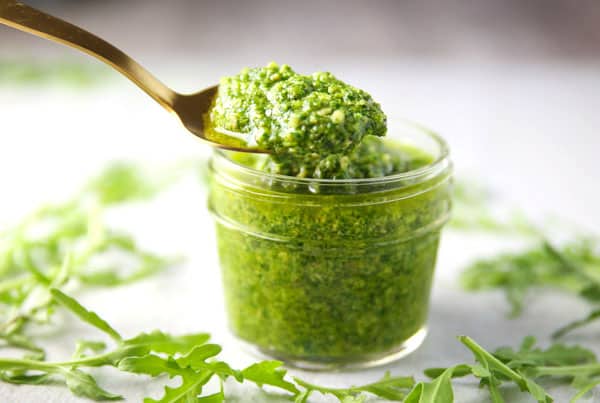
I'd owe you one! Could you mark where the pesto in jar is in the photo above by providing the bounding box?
[207,65,452,366]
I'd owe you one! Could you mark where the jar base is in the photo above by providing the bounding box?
[235,327,427,371]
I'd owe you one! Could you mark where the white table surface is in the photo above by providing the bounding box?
[0,60,599,402]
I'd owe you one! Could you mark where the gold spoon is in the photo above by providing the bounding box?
[0,0,264,153]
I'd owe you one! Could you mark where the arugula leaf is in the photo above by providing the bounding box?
[453,179,600,340]
[0,372,52,385]
[197,389,225,403]
[461,239,600,317]
[293,372,413,401]
[423,364,472,379]
[85,162,163,205]
[0,161,178,367]
[62,368,122,401]
[405,366,454,403]
[553,309,600,339]
[570,379,600,403]
[242,361,299,394]
[351,372,413,400]
[144,369,214,403]
[73,340,107,359]
[118,355,183,377]
[123,331,210,355]
[436,336,556,403]
[523,376,551,403]
[341,396,366,403]
[51,288,122,342]
[177,344,222,367]
[459,336,526,387]
[294,389,312,403]
[177,345,240,381]
[493,336,596,367]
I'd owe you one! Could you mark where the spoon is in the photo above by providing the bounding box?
[0,0,264,153]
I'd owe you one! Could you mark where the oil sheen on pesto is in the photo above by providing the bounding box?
[209,63,387,178]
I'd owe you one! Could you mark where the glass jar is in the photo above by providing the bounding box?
[208,120,452,370]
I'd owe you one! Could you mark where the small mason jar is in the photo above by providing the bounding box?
[208,121,452,370]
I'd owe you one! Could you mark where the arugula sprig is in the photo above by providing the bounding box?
[461,239,600,315]
[293,372,414,402]
[0,288,415,402]
[420,335,600,403]
[452,179,600,337]
[0,161,185,362]
[460,238,600,335]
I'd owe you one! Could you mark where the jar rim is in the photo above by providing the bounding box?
[213,119,451,188]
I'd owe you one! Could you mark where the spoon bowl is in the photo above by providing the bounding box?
[0,0,265,153]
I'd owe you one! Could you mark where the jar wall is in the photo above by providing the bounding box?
[208,121,452,368]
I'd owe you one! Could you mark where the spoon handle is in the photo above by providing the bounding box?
[0,0,177,112]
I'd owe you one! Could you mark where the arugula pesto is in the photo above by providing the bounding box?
[208,64,452,366]
[209,138,452,364]
[209,63,387,178]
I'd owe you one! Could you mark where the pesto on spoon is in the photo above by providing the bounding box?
[208,63,390,178]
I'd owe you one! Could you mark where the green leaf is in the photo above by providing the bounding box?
[520,335,537,351]
[461,336,554,403]
[487,379,505,403]
[523,376,551,403]
[0,372,52,385]
[242,361,299,394]
[353,372,413,400]
[177,344,241,381]
[570,379,600,403]
[85,162,159,205]
[459,336,525,387]
[470,364,491,378]
[177,344,222,367]
[118,355,184,377]
[404,383,423,403]
[78,254,173,287]
[62,368,122,401]
[73,340,107,359]
[0,333,45,356]
[197,389,225,403]
[294,390,312,403]
[424,364,471,379]
[494,337,596,367]
[553,309,600,339]
[0,160,198,402]
[144,369,214,403]
[123,331,210,355]
[202,361,240,381]
[461,239,600,320]
[404,367,454,403]
[294,372,412,402]
[50,289,122,342]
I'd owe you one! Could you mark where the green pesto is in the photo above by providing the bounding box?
[261,135,432,179]
[208,140,452,361]
[208,63,387,178]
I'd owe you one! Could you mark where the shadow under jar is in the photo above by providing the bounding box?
[208,120,452,370]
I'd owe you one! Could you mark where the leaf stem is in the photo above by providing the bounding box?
[534,363,600,377]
